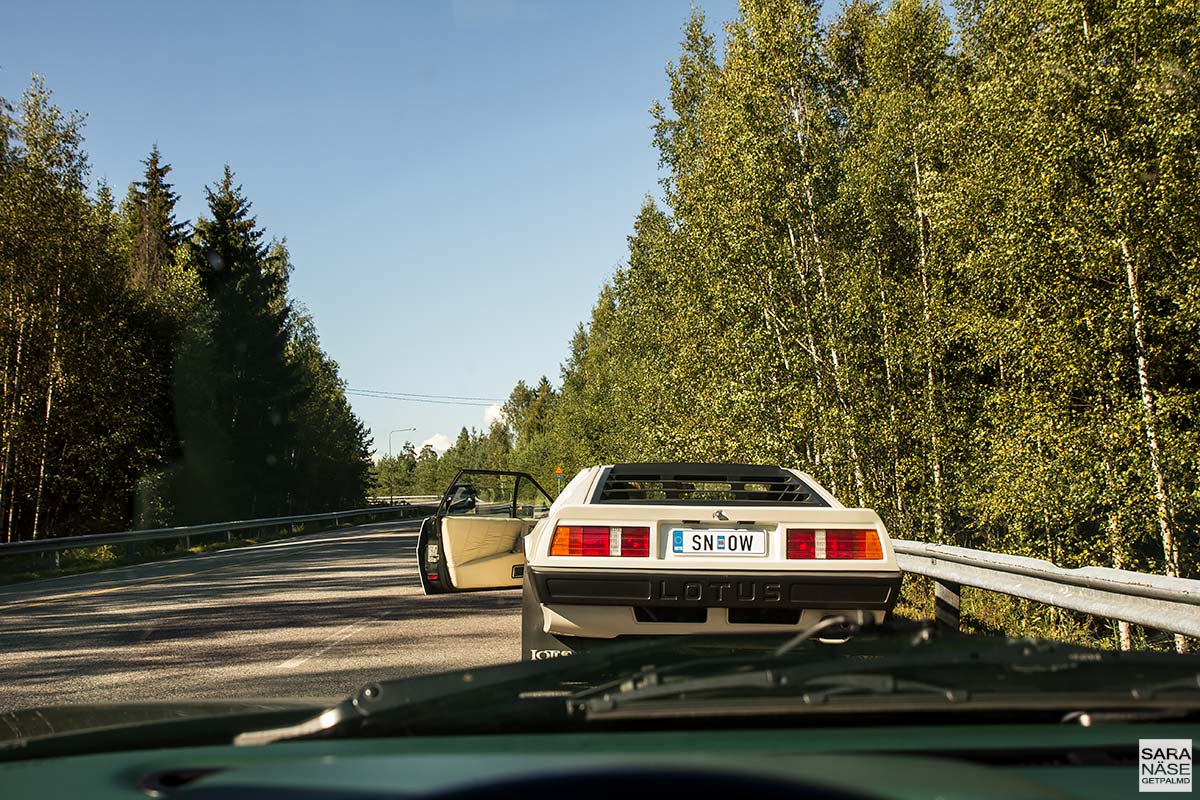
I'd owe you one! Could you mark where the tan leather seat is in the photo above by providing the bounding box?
[442,517,532,589]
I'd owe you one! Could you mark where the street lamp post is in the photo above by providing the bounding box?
[387,428,416,503]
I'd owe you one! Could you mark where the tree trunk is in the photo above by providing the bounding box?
[912,137,945,543]
[30,277,63,540]
[1108,511,1133,651]
[758,267,797,457]
[784,225,822,389]
[1120,239,1185,653]
[786,89,867,506]
[875,256,906,525]
[798,187,866,505]
[782,223,827,480]
[759,307,792,460]
[0,315,26,543]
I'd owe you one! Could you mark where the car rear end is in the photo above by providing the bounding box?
[524,464,902,641]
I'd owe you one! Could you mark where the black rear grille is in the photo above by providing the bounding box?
[634,606,709,623]
[594,463,829,506]
[728,608,803,625]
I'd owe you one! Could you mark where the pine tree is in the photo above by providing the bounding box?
[127,145,187,294]
[180,166,307,519]
[287,313,372,511]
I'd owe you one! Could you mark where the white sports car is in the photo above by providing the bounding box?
[417,463,903,661]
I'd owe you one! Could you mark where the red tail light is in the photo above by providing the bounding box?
[786,529,815,559]
[550,525,650,557]
[827,529,884,559]
[620,527,650,557]
[786,529,883,560]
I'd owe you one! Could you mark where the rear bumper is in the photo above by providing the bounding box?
[540,604,891,638]
[527,567,902,611]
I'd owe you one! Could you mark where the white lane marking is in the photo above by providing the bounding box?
[276,612,392,670]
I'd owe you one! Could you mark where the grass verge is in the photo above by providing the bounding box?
[894,572,1185,652]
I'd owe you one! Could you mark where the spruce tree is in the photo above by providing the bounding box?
[183,166,306,519]
[128,145,187,293]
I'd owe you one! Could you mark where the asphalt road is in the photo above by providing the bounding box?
[0,519,522,712]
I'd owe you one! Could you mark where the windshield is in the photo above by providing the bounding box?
[438,470,553,517]
[1,0,1197,754]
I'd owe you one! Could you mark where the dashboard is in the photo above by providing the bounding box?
[2,721,1186,799]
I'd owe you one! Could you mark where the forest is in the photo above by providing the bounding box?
[0,77,373,542]
[4,0,1195,649]
[375,0,1198,647]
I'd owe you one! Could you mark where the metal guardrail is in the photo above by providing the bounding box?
[0,504,436,564]
[369,495,441,505]
[892,539,1200,639]
[5,517,1192,640]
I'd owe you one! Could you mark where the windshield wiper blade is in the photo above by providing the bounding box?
[233,635,690,745]
[568,626,1200,719]
[1131,673,1200,701]
[572,667,967,715]
[580,668,780,712]
[570,617,957,715]
[1059,676,1200,728]
[798,673,968,704]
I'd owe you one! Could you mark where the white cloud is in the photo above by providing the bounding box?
[483,403,504,428]
[422,433,453,455]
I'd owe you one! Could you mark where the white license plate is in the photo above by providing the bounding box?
[671,528,766,556]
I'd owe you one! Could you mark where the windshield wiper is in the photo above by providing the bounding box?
[1130,673,1200,701]
[798,673,968,704]
[234,615,914,744]
[567,621,1200,721]
[232,635,687,746]
[573,667,967,714]
[1060,675,1200,727]
[234,621,1200,742]
[577,668,780,712]
[570,616,970,715]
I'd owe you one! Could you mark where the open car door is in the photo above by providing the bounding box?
[417,469,554,594]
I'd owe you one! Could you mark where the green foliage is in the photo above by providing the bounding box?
[124,144,188,294]
[0,75,372,541]
[0,76,162,539]
[431,2,1197,652]
[288,311,373,511]
[165,169,373,521]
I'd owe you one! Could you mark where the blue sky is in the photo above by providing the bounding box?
[4,0,751,458]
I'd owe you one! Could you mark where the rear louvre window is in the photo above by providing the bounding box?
[594,463,829,506]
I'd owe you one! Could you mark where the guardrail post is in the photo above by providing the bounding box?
[183,534,190,550]
[226,531,232,543]
[125,542,135,561]
[53,550,61,570]
[934,579,961,632]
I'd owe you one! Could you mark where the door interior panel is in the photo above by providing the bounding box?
[442,517,532,589]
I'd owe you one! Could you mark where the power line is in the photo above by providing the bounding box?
[346,392,492,407]
[345,388,504,408]
[347,387,505,402]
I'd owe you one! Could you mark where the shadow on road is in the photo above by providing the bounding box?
[0,526,523,710]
